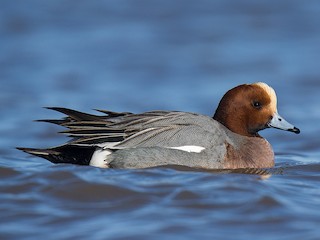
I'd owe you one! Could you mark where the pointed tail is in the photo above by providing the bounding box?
[17,146,95,165]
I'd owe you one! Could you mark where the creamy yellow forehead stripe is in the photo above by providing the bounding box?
[252,82,278,113]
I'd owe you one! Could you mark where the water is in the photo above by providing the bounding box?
[1,1,320,239]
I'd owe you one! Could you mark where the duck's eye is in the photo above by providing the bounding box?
[253,101,262,109]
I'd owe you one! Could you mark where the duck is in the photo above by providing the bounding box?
[18,82,300,170]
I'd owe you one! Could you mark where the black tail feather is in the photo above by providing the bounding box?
[35,119,69,125]
[45,107,103,121]
[17,146,95,165]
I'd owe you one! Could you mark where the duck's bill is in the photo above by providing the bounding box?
[267,112,300,134]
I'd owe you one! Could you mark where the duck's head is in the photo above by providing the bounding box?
[213,82,300,137]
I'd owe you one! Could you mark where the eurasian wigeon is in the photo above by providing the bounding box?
[18,82,300,169]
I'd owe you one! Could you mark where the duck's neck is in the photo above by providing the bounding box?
[213,110,258,137]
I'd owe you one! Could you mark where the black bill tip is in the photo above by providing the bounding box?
[289,127,300,134]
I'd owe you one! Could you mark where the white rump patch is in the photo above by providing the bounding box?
[169,145,205,153]
[89,148,112,168]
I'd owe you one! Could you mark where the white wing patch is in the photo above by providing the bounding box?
[169,145,205,153]
[90,144,205,168]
